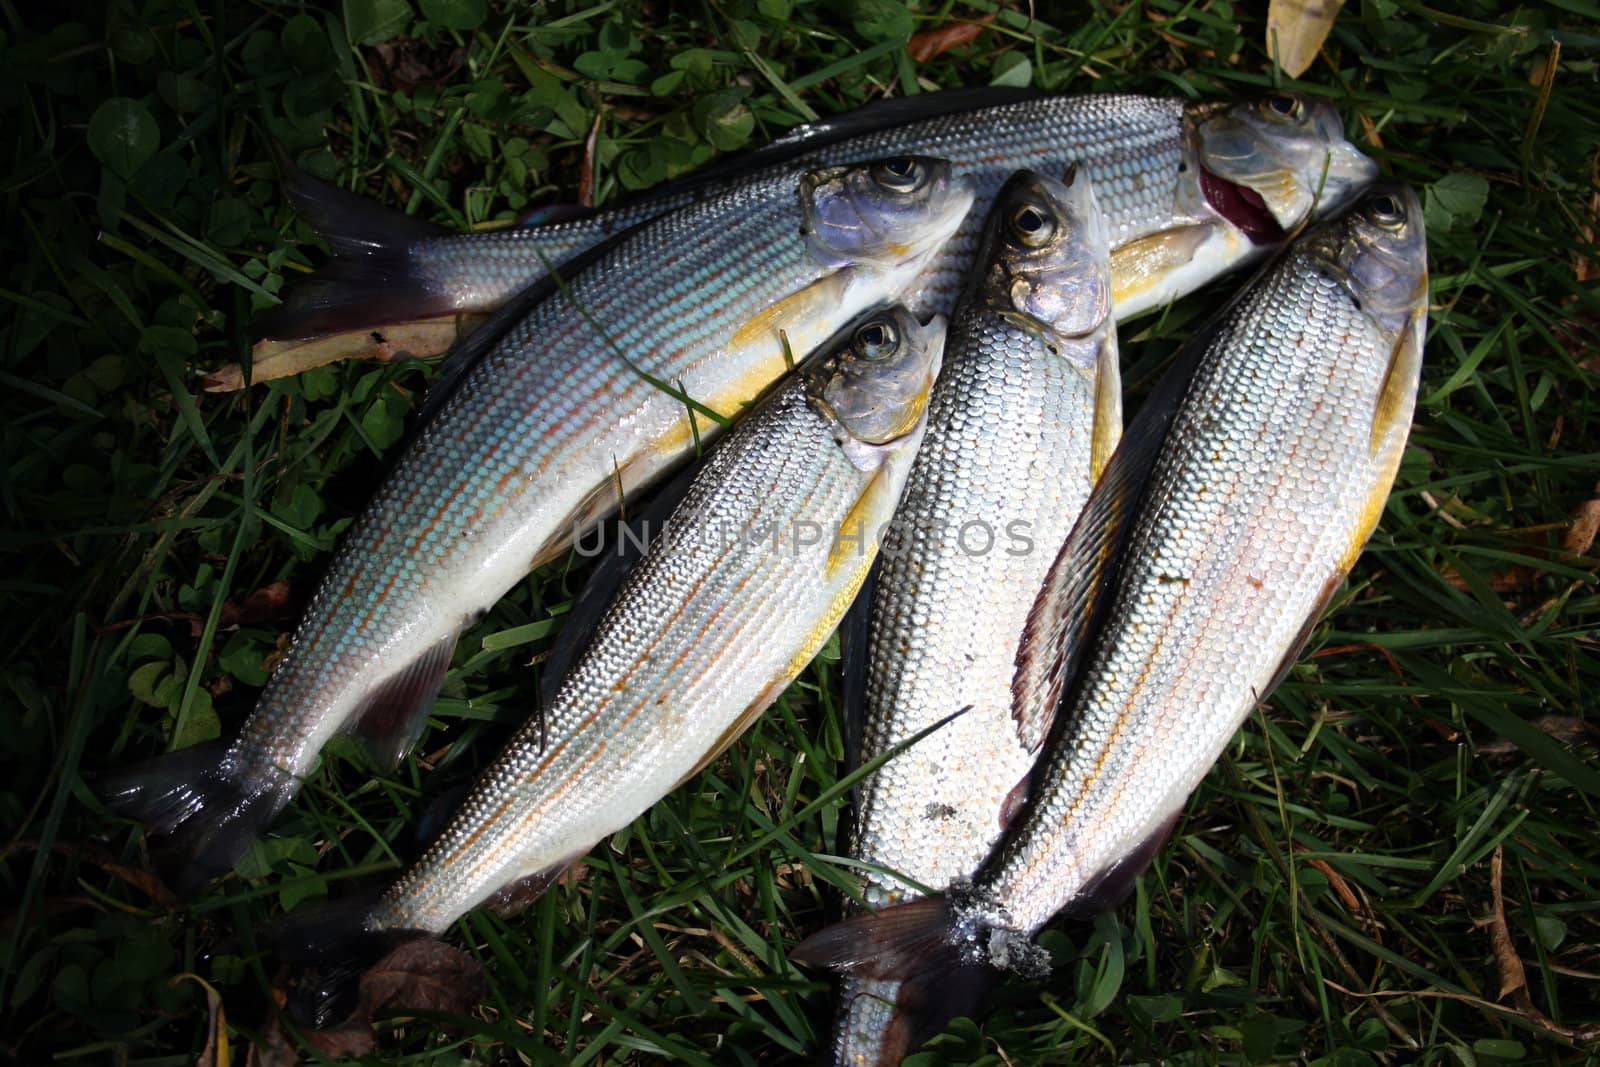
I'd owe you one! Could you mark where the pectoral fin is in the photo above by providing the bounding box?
[1338,308,1424,572]
[481,857,583,918]
[1089,332,1123,484]
[674,693,779,789]
[728,271,852,355]
[1064,809,1182,918]
[1012,279,1229,754]
[1109,224,1215,307]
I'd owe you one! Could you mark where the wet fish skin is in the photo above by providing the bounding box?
[354,306,945,938]
[102,158,973,895]
[264,90,1377,340]
[834,168,1120,1065]
[793,184,1428,993]
[959,185,1427,964]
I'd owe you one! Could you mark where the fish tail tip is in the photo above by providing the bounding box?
[273,898,421,1030]
[260,155,455,342]
[838,966,998,1063]
[100,741,293,896]
[792,895,961,982]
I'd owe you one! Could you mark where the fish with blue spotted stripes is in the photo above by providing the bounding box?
[264,90,1376,345]
[794,187,1429,1028]
[280,307,946,1028]
[103,157,973,893]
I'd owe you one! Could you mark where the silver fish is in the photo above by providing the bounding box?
[261,89,1376,344]
[834,167,1120,1064]
[103,158,973,893]
[284,307,945,1024]
[794,185,1428,1016]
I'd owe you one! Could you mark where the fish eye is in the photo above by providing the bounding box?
[853,319,899,360]
[872,158,923,192]
[1366,192,1406,229]
[1009,204,1056,248]
[1266,94,1304,121]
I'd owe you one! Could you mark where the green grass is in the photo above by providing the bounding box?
[2,0,1598,1063]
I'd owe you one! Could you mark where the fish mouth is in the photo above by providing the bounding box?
[1200,166,1284,244]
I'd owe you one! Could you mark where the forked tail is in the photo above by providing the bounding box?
[253,160,458,340]
[273,894,426,1030]
[100,740,297,897]
[834,969,996,1065]
[793,895,1015,1064]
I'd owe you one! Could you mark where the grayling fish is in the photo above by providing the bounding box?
[103,157,973,894]
[260,89,1377,343]
[794,185,1428,1008]
[834,167,1120,1064]
[283,307,945,1026]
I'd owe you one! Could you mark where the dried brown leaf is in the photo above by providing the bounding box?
[1478,714,1599,756]
[1357,111,1385,152]
[578,110,603,209]
[1577,155,1598,284]
[368,39,467,93]
[1439,490,1600,596]
[303,1019,376,1060]
[223,581,295,626]
[297,939,487,1053]
[172,974,229,1067]
[243,1011,300,1067]
[907,14,994,62]
[98,580,296,641]
[207,318,480,392]
[1562,484,1600,557]
[4,839,180,910]
[1486,845,1600,1042]
[361,939,485,1017]
[1267,0,1346,77]
[1301,855,1364,916]
[1488,846,1528,1000]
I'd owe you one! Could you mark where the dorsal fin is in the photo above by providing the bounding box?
[837,558,880,781]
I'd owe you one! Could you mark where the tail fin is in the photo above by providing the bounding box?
[794,891,1053,980]
[838,970,996,1064]
[792,896,963,981]
[100,740,296,897]
[273,895,421,1030]
[255,158,457,341]
[799,898,998,1061]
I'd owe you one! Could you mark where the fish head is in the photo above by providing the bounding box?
[807,307,946,450]
[976,166,1112,338]
[800,157,976,270]
[1185,93,1377,243]
[1305,183,1429,341]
